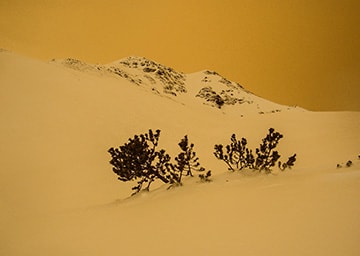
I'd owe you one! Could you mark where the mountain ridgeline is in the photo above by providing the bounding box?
[52,56,301,114]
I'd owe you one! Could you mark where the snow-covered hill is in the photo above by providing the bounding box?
[52,55,299,114]
[1,50,359,256]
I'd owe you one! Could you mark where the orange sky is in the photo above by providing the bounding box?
[1,0,359,111]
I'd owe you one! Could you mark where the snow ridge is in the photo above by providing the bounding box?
[52,56,300,114]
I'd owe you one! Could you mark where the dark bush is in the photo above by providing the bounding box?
[108,129,171,195]
[346,160,353,167]
[279,154,297,171]
[199,170,212,182]
[214,134,254,171]
[255,128,282,173]
[170,135,208,185]
[214,128,296,173]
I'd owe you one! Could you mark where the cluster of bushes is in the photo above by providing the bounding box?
[214,128,296,174]
[108,130,210,195]
[108,128,296,196]
[336,156,360,168]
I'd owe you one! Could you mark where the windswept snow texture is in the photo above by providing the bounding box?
[1,50,360,256]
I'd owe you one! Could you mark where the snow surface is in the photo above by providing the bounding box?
[1,50,360,256]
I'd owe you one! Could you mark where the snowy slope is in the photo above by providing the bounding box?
[52,55,301,114]
[1,50,360,256]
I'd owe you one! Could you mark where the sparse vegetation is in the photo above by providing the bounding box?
[109,128,296,197]
[108,130,210,195]
[336,157,357,168]
[199,171,212,182]
[214,128,296,174]
[337,160,353,168]
[346,160,353,167]
[278,154,297,171]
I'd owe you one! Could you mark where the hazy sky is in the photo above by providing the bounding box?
[1,0,359,111]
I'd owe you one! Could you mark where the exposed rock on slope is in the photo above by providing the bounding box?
[111,56,187,96]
